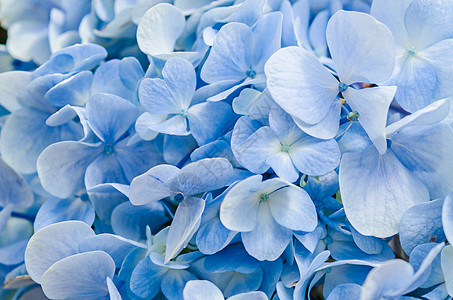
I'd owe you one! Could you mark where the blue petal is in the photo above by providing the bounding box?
[0,71,31,112]
[174,158,234,195]
[443,192,453,242]
[78,234,145,267]
[269,184,317,232]
[326,284,362,300]
[441,245,453,296]
[129,164,180,205]
[41,251,115,299]
[251,12,283,71]
[393,55,436,113]
[242,203,292,261]
[265,46,339,125]
[400,199,445,255]
[37,141,103,199]
[33,197,95,232]
[24,221,95,283]
[165,196,205,263]
[86,93,139,144]
[137,3,186,56]
[391,123,453,198]
[201,22,252,83]
[0,158,33,209]
[343,86,396,155]
[404,0,453,49]
[188,101,235,145]
[45,70,93,108]
[139,57,196,114]
[326,10,395,84]
[130,256,166,299]
[1,108,83,174]
[340,144,429,237]
[161,269,197,300]
[183,280,224,300]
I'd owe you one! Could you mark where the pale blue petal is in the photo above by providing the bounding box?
[161,270,197,300]
[265,46,339,125]
[0,158,33,209]
[404,0,453,49]
[269,184,317,231]
[386,98,451,136]
[183,280,224,300]
[137,3,185,56]
[343,86,396,154]
[129,164,179,205]
[228,291,268,300]
[0,71,31,112]
[34,197,95,232]
[79,234,145,267]
[399,199,445,255]
[203,243,260,274]
[323,265,371,297]
[174,158,234,195]
[24,221,95,283]
[91,57,144,100]
[409,243,444,288]
[45,70,92,107]
[441,245,453,296]
[86,93,139,144]
[201,22,252,83]
[37,141,103,198]
[292,99,341,140]
[393,56,436,113]
[41,251,115,299]
[220,175,262,232]
[188,101,235,145]
[140,57,196,114]
[165,196,205,263]
[349,226,385,255]
[163,134,198,165]
[442,192,453,242]
[130,256,166,299]
[147,115,190,136]
[370,0,412,47]
[87,184,128,223]
[242,203,292,261]
[289,135,340,176]
[1,109,83,174]
[84,153,129,190]
[235,126,281,174]
[135,112,164,141]
[326,11,395,84]
[340,144,429,237]
[421,39,453,100]
[251,12,283,71]
[391,123,453,198]
[114,137,164,182]
[107,277,122,300]
[308,10,329,57]
[111,201,169,240]
[266,151,300,182]
[360,259,414,300]
[326,284,361,300]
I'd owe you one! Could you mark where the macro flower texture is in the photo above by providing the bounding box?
[1,0,453,299]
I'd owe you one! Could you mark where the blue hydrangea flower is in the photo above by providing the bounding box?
[265,10,396,153]
[220,175,317,261]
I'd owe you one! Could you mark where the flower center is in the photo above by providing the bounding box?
[104,144,114,155]
[179,109,189,118]
[246,68,256,79]
[347,111,359,121]
[408,46,417,56]
[259,193,269,203]
[338,82,348,93]
[281,144,290,152]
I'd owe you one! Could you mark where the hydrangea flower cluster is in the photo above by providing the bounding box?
[1,0,453,299]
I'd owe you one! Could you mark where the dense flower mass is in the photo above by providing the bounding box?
[1,0,453,299]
